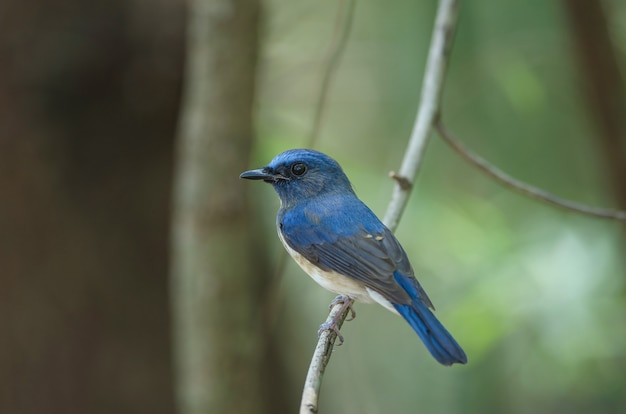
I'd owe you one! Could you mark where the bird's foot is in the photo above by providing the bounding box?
[318,296,355,345]
[328,295,357,321]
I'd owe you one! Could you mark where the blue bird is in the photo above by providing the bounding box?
[240,149,467,366]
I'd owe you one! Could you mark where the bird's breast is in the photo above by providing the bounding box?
[277,230,375,303]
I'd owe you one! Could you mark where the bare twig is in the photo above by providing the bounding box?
[309,0,357,146]
[382,0,460,231]
[300,298,354,414]
[299,1,461,412]
[265,0,358,336]
[435,118,626,221]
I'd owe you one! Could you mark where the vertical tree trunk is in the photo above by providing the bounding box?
[0,1,182,413]
[170,1,278,413]
[563,0,626,210]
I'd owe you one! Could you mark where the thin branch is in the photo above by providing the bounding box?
[435,118,626,221]
[382,0,460,231]
[267,0,358,335]
[308,0,357,146]
[299,1,461,413]
[300,298,354,414]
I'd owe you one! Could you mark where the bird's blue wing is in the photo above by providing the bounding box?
[280,194,467,365]
[279,196,434,308]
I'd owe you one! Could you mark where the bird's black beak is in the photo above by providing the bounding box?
[240,168,280,183]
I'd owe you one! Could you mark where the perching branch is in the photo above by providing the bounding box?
[299,1,461,413]
[435,118,626,221]
[300,298,354,414]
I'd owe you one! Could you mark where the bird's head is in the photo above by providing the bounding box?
[240,149,354,207]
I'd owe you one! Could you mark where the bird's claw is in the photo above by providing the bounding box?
[318,296,355,345]
[328,295,356,321]
[345,306,356,321]
[318,321,345,344]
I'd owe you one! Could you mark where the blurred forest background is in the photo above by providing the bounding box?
[1,0,625,413]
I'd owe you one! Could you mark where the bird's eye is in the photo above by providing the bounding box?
[291,163,307,176]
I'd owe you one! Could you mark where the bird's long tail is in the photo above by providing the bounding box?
[393,300,467,366]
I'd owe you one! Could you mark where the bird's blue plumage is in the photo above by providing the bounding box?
[240,149,467,365]
[393,271,467,365]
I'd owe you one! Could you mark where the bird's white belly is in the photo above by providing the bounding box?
[278,231,399,314]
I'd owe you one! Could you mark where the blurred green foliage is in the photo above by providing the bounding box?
[251,1,626,413]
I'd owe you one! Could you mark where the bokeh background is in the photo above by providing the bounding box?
[1,0,625,413]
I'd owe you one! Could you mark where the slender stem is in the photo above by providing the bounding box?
[299,1,461,412]
[300,298,354,414]
[435,118,626,221]
[309,0,357,146]
[267,0,358,335]
[383,0,460,232]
